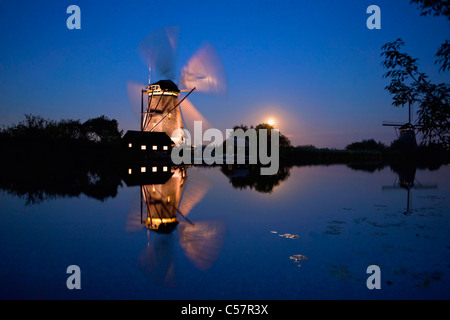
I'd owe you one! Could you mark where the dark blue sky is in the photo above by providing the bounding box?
[0,0,448,148]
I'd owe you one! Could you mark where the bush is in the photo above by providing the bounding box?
[345,139,387,151]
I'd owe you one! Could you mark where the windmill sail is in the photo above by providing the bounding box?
[178,221,225,270]
[137,26,179,80]
[126,80,145,122]
[179,43,227,94]
[179,98,214,135]
[125,193,143,232]
[128,27,227,144]
[178,168,212,217]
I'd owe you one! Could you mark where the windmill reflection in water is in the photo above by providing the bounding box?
[124,165,225,285]
[382,164,437,215]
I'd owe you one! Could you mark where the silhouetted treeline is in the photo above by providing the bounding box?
[0,114,122,143]
[0,115,124,204]
[346,139,387,151]
[286,147,384,166]
[0,114,123,166]
[285,137,449,167]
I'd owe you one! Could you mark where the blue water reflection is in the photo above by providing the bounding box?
[0,164,449,299]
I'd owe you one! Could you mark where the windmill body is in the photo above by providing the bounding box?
[383,103,420,149]
[397,123,418,149]
[142,80,184,145]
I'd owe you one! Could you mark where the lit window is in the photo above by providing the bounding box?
[152,167,157,172]
[152,186,156,192]
[141,167,146,173]
[128,143,132,148]
[163,146,168,151]
[167,196,171,203]
[163,166,168,172]
[128,169,132,174]
[168,113,171,119]
[152,145,157,150]
[141,145,146,150]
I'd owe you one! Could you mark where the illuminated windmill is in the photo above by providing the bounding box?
[128,26,226,145]
[383,102,422,149]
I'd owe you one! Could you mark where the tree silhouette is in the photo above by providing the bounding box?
[410,0,450,20]
[381,1,449,149]
[83,115,123,144]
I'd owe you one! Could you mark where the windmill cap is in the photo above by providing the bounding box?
[150,80,180,93]
[400,123,415,130]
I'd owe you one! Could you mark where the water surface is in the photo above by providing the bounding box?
[0,164,449,299]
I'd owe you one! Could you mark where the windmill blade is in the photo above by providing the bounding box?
[138,234,178,287]
[381,185,403,190]
[125,191,143,232]
[178,167,212,218]
[138,26,179,80]
[126,80,145,121]
[412,184,438,190]
[179,98,213,134]
[383,121,403,127]
[178,221,226,270]
[179,43,227,94]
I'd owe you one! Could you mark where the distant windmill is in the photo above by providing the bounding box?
[382,165,437,215]
[127,26,226,145]
[383,102,422,149]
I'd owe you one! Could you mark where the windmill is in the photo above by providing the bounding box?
[127,26,226,146]
[382,164,437,215]
[383,102,422,149]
